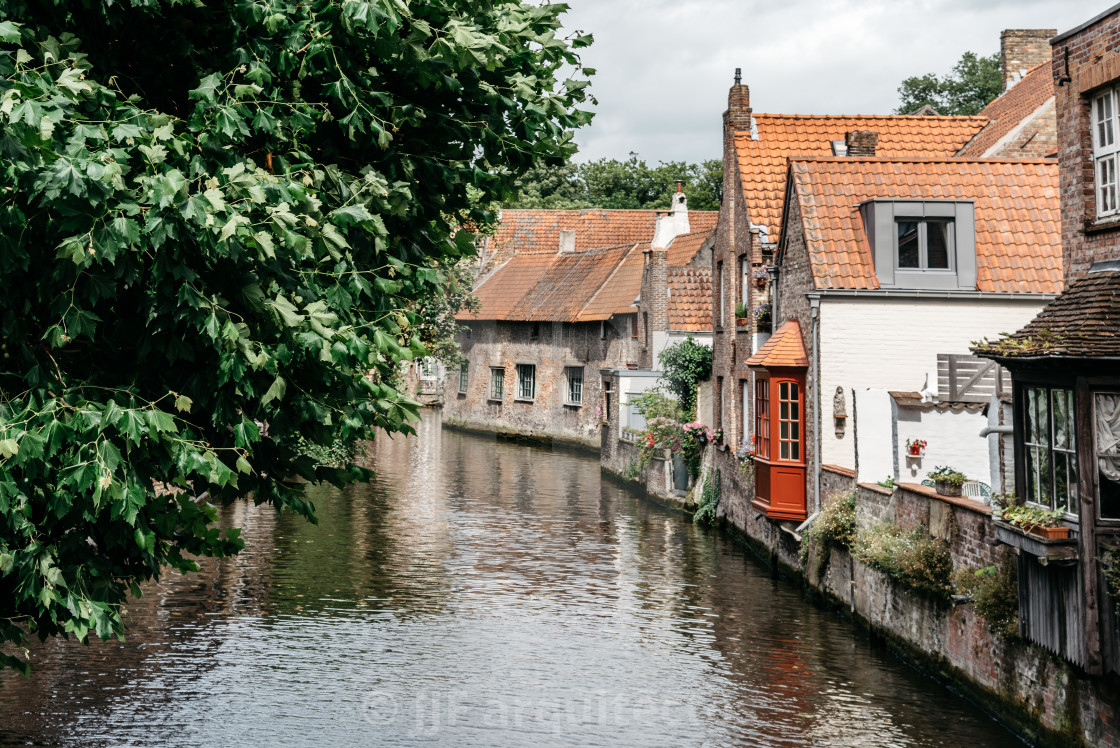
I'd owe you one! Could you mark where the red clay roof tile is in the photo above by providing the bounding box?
[746,321,809,368]
[958,63,1054,158]
[736,114,988,245]
[666,230,714,266]
[667,266,712,331]
[788,157,1061,294]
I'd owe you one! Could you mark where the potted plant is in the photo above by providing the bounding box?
[754,267,769,289]
[989,493,1023,520]
[734,301,750,328]
[928,465,966,497]
[906,438,927,457]
[754,303,772,333]
[1001,504,1070,540]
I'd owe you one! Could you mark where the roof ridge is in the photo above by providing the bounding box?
[497,208,718,215]
[742,113,989,122]
[789,155,1057,166]
[580,242,644,319]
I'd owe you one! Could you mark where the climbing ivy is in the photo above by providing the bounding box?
[0,1,592,671]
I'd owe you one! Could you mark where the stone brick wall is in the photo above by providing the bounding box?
[993,99,1058,159]
[1054,10,1120,280]
[444,317,638,448]
[636,248,668,369]
[1001,29,1057,91]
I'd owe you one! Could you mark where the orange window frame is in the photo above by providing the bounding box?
[755,378,770,460]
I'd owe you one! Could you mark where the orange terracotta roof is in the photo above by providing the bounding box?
[486,209,718,258]
[583,242,648,318]
[746,321,808,368]
[736,114,988,245]
[788,156,1057,293]
[667,267,712,332]
[959,63,1054,157]
[787,157,1061,294]
[462,243,645,323]
[665,230,714,267]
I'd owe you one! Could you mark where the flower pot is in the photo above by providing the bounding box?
[736,317,750,328]
[1027,525,1070,540]
[908,447,924,457]
[935,479,962,497]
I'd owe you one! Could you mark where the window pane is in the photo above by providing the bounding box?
[780,401,789,421]
[791,440,799,462]
[791,401,799,421]
[789,383,799,401]
[1065,453,1079,516]
[780,440,789,460]
[926,220,952,269]
[1098,93,1115,148]
[1052,390,1069,449]
[780,421,789,441]
[791,422,799,442]
[1099,156,1118,214]
[897,221,919,268]
[1097,393,1120,520]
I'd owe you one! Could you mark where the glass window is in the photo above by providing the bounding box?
[517,364,535,400]
[489,368,504,400]
[1096,392,1120,521]
[755,379,770,460]
[1023,386,1078,515]
[897,221,920,268]
[566,367,583,405]
[1092,88,1120,218]
[896,218,954,271]
[459,362,468,393]
[626,394,646,431]
[777,381,801,462]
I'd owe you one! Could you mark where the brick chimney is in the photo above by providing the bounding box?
[639,245,669,368]
[558,229,576,254]
[845,130,878,157]
[724,68,752,132]
[1000,29,1056,91]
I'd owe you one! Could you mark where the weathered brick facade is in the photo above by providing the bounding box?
[444,318,638,449]
[1053,10,1120,280]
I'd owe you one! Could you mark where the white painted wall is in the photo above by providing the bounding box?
[854,390,895,483]
[819,296,1047,471]
[895,404,992,486]
[651,330,712,372]
[617,372,661,438]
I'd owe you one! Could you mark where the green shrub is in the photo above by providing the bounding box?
[929,465,967,487]
[629,389,684,422]
[801,489,857,577]
[694,469,721,527]
[853,524,954,603]
[954,553,1019,639]
[658,336,712,416]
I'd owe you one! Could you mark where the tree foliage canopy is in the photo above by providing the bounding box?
[510,153,722,212]
[0,0,591,671]
[895,51,1001,116]
[658,337,712,418]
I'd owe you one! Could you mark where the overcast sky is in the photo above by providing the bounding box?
[560,0,1106,164]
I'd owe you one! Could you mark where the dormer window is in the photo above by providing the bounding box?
[897,218,954,270]
[861,200,977,290]
[1092,86,1120,217]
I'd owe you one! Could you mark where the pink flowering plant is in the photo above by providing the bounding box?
[641,418,713,479]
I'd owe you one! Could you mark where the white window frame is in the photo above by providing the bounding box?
[565,367,584,406]
[516,364,536,401]
[1093,87,1120,218]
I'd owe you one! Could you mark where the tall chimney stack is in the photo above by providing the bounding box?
[1000,29,1056,91]
[725,68,752,131]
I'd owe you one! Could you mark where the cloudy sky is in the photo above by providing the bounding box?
[560,0,1106,164]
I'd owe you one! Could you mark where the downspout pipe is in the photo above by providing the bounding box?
[810,298,821,515]
[979,424,1013,437]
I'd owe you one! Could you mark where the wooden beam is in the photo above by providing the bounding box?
[1077,377,1104,675]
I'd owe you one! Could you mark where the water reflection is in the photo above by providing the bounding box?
[0,411,1020,747]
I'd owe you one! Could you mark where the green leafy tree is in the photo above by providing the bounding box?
[658,337,713,417]
[896,51,1001,116]
[510,155,722,212]
[0,1,591,672]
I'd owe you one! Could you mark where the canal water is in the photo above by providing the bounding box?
[0,412,1021,747]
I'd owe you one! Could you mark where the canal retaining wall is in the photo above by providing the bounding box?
[605,445,1120,747]
[706,458,1120,748]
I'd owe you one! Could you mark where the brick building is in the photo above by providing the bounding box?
[706,76,990,517]
[750,154,1060,524]
[978,7,1120,677]
[447,202,715,448]
[959,30,1058,159]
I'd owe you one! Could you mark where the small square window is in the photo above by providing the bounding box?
[566,367,584,405]
[516,364,535,400]
[895,218,954,271]
[489,367,505,400]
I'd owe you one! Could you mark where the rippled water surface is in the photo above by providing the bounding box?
[0,411,1021,747]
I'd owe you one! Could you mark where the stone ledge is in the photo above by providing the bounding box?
[823,464,855,478]
[858,481,893,496]
[896,482,990,515]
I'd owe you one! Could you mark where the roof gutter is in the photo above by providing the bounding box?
[806,290,1057,302]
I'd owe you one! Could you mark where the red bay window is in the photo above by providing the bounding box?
[746,321,809,522]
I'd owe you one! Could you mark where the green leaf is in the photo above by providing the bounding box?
[174,395,193,413]
[0,439,18,459]
[271,295,304,327]
[330,204,374,226]
[261,375,286,406]
[0,20,21,43]
[145,410,178,434]
[189,73,223,103]
[235,456,251,474]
